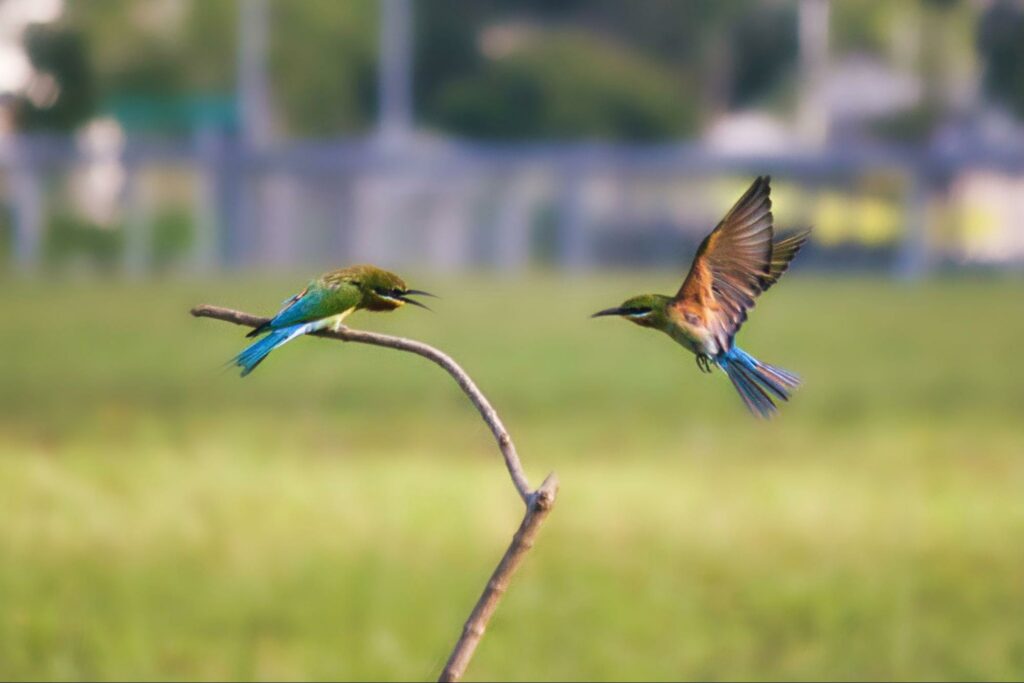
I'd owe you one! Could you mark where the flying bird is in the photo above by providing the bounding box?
[592,176,810,418]
[231,264,433,376]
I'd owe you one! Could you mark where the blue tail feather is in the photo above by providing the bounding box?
[232,323,308,377]
[728,362,776,419]
[716,347,800,418]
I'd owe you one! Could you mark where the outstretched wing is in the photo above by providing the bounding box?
[671,176,775,352]
[763,228,812,292]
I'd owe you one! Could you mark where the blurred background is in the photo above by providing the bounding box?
[1,0,1022,680]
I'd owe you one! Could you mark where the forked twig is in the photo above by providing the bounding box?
[191,304,559,682]
[438,472,558,682]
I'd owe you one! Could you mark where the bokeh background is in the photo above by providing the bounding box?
[1,0,1023,680]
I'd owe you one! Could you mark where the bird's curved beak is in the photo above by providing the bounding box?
[591,306,626,318]
[399,289,437,311]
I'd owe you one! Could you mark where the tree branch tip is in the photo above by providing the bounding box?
[530,472,559,511]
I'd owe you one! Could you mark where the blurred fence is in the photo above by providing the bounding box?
[3,128,1024,276]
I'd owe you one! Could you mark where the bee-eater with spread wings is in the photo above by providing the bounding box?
[592,176,810,418]
[230,264,434,376]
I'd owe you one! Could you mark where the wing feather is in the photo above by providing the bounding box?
[763,228,812,291]
[673,176,775,350]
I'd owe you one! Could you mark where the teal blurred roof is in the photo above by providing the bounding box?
[103,94,237,132]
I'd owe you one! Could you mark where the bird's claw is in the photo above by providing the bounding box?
[696,354,713,373]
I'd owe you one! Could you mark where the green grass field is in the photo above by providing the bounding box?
[1,273,1023,681]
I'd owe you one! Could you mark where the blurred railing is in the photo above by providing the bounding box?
[3,130,1024,276]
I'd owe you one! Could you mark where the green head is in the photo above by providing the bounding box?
[333,264,435,312]
[591,293,672,329]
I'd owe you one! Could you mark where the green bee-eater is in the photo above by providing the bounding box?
[592,176,810,418]
[231,264,433,376]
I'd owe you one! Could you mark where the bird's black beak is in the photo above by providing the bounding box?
[591,307,626,318]
[399,289,435,311]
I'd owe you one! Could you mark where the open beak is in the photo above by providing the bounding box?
[399,289,436,311]
[591,307,626,318]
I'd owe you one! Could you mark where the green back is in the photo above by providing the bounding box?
[268,265,409,329]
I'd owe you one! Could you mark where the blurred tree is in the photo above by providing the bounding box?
[727,3,798,108]
[416,0,740,140]
[65,0,234,100]
[413,0,488,118]
[557,0,745,116]
[429,30,694,141]
[65,0,378,137]
[62,0,236,134]
[51,0,824,140]
[44,212,122,273]
[828,0,980,143]
[14,23,96,131]
[269,0,378,136]
[416,0,803,139]
[151,206,193,271]
[978,0,1024,119]
[830,1,902,55]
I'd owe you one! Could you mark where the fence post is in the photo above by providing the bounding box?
[11,140,43,270]
[121,161,151,275]
[493,170,538,272]
[558,170,590,269]
[897,169,931,280]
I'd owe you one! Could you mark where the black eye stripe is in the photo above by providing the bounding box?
[622,307,651,315]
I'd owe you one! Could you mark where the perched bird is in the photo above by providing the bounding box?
[231,264,433,376]
[592,176,810,418]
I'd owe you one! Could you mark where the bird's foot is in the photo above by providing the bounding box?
[696,354,713,373]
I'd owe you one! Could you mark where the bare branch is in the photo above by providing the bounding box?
[191,303,559,682]
[438,472,559,683]
[191,303,533,502]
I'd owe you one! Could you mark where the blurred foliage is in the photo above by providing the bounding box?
[61,0,379,136]
[830,1,911,55]
[13,24,96,132]
[430,31,694,141]
[37,204,192,275]
[979,0,1024,120]
[566,0,796,110]
[727,3,798,108]
[269,1,378,137]
[151,207,194,271]
[417,0,793,138]
[65,0,235,101]
[870,103,943,145]
[0,204,10,270]
[13,0,1024,140]
[43,212,122,273]
[829,0,978,144]
[49,0,810,139]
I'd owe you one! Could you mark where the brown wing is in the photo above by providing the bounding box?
[763,228,811,292]
[672,176,775,351]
